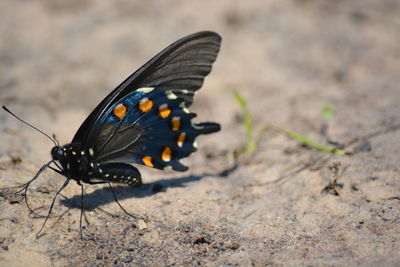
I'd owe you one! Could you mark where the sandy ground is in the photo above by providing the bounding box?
[1,0,399,266]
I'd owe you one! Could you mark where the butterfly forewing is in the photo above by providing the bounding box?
[72,32,221,146]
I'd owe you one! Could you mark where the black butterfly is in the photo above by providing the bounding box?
[3,31,221,235]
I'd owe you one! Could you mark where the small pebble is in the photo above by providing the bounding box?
[369,176,379,181]
[137,219,147,230]
[122,256,132,263]
[36,186,50,194]
[354,140,372,153]
[228,241,240,250]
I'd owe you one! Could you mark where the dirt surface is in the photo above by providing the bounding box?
[1,0,400,266]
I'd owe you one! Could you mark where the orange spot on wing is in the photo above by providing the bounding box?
[142,156,154,168]
[113,104,127,120]
[177,132,186,147]
[171,117,181,131]
[139,98,153,112]
[161,147,172,162]
[159,104,171,119]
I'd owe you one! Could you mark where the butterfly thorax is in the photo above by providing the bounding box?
[51,143,93,184]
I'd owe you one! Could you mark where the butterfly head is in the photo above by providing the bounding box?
[51,146,66,162]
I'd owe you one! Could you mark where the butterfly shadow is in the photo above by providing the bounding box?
[60,173,213,211]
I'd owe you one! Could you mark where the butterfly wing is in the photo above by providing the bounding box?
[93,88,220,171]
[73,31,220,144]
[72,31,221,171]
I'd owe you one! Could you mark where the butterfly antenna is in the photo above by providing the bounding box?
[2,105,58,147]
[52,134,60,147]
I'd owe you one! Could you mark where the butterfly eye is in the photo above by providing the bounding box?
[51,146,65,160]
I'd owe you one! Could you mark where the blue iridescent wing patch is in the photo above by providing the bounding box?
[94,87,220,171]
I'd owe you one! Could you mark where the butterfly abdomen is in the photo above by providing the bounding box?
[93,163,142,186]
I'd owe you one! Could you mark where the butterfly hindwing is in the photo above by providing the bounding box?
[92,88,220,171]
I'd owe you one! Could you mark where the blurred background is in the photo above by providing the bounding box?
[1,0,399,266]
[1,0,399,158]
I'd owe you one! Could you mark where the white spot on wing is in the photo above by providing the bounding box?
[137,87,155,93]
[140,97,149,104]
[179,102,190,113]
[191,122,204,130]
[166,90,177,100]
[177,132,186,148]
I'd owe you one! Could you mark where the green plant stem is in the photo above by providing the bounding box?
[234,91,256,153]
[272,125,347,156]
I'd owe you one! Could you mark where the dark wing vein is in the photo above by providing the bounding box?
[95,103,148,156]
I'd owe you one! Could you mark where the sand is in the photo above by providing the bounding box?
[1,0,399,266]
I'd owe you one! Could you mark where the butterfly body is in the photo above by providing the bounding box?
[48,31,221,187]
[51,144,142,186]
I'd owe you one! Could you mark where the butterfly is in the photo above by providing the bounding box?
[3,31,221,236]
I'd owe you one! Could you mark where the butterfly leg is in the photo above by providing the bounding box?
[79,184,84,239]
[92,164,146,221]
[106,181,146,222]
[4,160,55,218]
[36,178,70,238]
